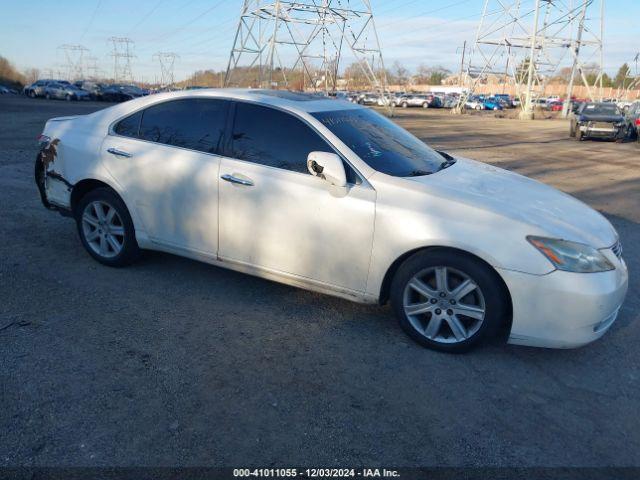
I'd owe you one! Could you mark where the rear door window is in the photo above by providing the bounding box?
[135,98,229,154]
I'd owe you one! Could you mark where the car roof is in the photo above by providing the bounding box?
[112,88,363,114]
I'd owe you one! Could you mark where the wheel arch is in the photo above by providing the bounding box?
[71,178,124,215]
[378,246,513,336]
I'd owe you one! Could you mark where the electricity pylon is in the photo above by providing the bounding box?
[108,37,136,83]
[224,0,388,95]
[455,0,604,119]
[153,52,179,87]
[58,44,90,80]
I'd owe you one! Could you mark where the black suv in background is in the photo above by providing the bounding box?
[569,102,626,141]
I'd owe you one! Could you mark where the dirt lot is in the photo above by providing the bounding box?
[1,95,638,468]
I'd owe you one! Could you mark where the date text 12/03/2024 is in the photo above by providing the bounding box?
[233,469,400,478]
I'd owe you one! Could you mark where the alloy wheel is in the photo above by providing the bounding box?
[403,266,486,344]
[81,200,125,258]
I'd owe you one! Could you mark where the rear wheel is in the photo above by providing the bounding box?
[390,249,508,353]
[75,188,139,267]
[402,102,408,108]
[45,93,51,100]
[422,102,429,108]
[66,94,72,101]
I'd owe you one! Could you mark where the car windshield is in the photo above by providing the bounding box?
[312,108,446,177]
[582,103,620,115]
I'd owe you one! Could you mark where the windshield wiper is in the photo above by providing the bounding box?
[405,170,432,177]
[435,150,457,171]
[437,159,456,171]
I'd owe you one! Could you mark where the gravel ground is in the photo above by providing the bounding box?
[0,96,638,468]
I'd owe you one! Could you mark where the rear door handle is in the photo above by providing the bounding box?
[221,174,254,186]
[107,147,132,158]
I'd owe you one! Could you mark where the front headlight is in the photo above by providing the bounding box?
[527,236,614,273]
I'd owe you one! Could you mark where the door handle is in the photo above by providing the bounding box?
[221,174,254,186]
[107,147,132,158]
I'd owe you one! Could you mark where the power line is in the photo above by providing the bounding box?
[128,0,167,34]
[79,0,102,43]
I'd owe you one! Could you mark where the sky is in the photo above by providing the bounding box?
[1,0,638,83]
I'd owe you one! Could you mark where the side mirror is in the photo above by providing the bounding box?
[307,151,347,187]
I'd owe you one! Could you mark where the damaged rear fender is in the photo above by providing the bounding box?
[35,138,73,214]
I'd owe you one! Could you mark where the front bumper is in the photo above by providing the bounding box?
[579,124,622,138]
[498,254,629,348]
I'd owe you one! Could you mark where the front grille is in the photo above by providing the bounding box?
[593,122,615,129]
[612,240,623,260]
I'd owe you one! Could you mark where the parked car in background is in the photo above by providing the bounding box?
[75,81,107,100]
[494,94,515,108]
[100,84,149,103]
[443,94,459,109]
[570,102,626,141]
[533,98,549,108]
[0,85,11,94]
[44,82,91,101]
[24,79,55,98]
[396,94,435,108]
[35,89,627,352]
[549,101,564,112]
[624,102,640,142]
[465,96,485,110]
[481,97,504,111]
[357,92,379,106]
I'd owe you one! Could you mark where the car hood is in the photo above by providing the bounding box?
[408,157,617,248]
[579,114,624,122]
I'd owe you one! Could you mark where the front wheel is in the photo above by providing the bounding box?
[66,94,72,101]
[422,103,429,109]
[76,188,140,267]
[475,105,482,110]
[390,249,508,353]
[401,102,408,108]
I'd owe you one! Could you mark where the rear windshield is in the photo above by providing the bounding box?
[312,108,445,177]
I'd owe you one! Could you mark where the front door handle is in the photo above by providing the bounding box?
[221,174,254,186]
[107,147,132,158]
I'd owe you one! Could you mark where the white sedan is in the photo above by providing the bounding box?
[35,89,628,352]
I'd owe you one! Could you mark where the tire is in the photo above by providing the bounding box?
[29,90,36,99]
[66,94,72,101]
[402,102,408,108]
[422,103,429,109]
[75,187,140,267]
[45,93,51,100]
[390,249,508,353]
[475,105,482,110]
[576,129,584,141]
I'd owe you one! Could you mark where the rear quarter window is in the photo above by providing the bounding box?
[114,110,143,138]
